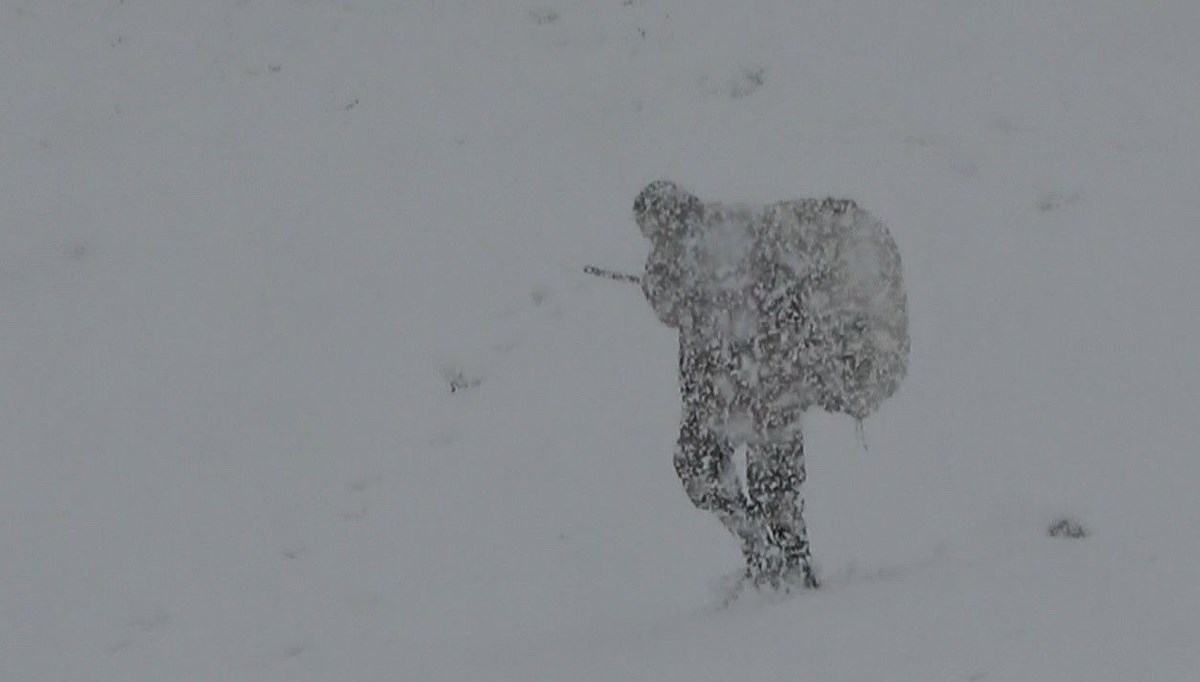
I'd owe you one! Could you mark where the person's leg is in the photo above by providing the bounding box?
[745,430,818,589]
[673,410,767,569]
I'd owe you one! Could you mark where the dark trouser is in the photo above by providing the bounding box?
[673,409,817,588]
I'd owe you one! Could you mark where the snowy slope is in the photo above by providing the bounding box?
[3,1,1199,680]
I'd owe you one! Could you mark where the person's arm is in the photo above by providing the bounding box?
[642,240,691,328]
[641,260,685,328]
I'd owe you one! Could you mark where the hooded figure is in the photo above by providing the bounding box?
[635,180,908,589]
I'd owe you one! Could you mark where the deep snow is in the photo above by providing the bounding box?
[3,1,1199,680]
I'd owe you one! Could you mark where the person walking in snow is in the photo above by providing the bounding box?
[633,180,909,591]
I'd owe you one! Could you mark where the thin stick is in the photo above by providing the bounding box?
[584,265,641,284]
[855,418,870,452]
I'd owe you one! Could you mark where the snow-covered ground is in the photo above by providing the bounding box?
[3,1,1199,679]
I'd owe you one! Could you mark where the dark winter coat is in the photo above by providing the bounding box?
[635,181,908,436]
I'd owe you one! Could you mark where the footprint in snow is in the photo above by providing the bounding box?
[1035,191,1082,213]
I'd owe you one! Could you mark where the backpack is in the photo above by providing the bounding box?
[756,199,909,419]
